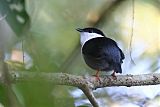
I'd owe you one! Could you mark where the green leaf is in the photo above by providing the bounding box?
[0,0,29,36]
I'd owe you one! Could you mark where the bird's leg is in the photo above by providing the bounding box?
[95,70,100,81]
[111,71,117,80]
[92,70,101,82]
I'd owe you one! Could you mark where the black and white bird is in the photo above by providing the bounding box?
[76,27,125,80]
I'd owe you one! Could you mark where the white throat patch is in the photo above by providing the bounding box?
[80,32,104,46]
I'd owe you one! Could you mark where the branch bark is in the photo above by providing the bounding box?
[81,86,99,107]
[8,71,160,107]
[0,52,22,107]
[10,71,160,88]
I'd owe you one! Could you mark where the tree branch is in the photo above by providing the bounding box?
[10,71,160,88]
[80,85,98,107]
[7,71,160,107]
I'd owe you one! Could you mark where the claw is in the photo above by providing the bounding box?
[111,71,117,80]
[93,70,101,83]
[95,76,101,82]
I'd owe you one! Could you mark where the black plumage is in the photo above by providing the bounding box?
[82,37,124,73]
[77,27,125,78]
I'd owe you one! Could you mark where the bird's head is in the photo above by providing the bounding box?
[76,27,105,46]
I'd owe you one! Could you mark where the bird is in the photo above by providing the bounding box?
[76,27,125,81]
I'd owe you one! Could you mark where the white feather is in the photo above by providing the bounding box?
[80,32,103,46]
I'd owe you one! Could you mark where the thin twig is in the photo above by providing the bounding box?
[0,14,7,21]
[81,86,99,107]
[22,39,25,64]
[129,0,136,65]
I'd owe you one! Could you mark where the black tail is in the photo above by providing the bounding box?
[114,63,122,73]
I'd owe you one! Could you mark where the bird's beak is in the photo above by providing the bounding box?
[76,28,83,32]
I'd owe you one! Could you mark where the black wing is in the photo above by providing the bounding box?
[82,37,124,64]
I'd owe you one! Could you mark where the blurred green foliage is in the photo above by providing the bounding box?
[0,0,160,107]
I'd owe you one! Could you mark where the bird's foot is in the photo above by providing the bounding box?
[92,70,102,83]
[93,76,102,84]
[111,71,117,80]
[95,76,101,82]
